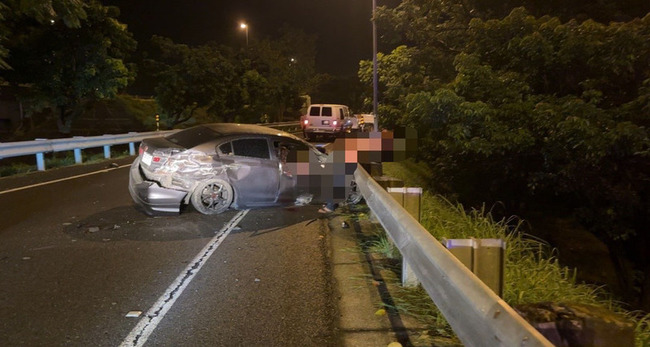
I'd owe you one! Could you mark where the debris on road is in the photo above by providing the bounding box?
[125,311,142,318]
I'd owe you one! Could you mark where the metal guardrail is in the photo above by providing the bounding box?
[353,165,553,347]
[0,122,300,171]
[0,131,177,171]
[262,121,300,129]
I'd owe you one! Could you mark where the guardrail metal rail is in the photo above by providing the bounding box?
[353,165,553,347]
[0,122,300,171]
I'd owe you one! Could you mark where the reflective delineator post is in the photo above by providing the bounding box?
[473,238,505,297]
[444,238,506,297]
[444,239,474,270]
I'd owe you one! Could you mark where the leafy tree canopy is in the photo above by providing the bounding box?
[0,0,87,69]
[149,26,319,127]
[362,2,650,307]
[1,0,136,134]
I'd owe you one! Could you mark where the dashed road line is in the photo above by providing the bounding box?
[119,209,250,347]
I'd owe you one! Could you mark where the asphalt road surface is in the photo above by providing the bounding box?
[0,158,339,346]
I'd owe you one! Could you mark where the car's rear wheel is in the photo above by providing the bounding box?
[191,179,234,215]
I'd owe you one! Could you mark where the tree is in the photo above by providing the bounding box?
[243,26,319,121]
[148,36,238,127]
[0,0,88,73]
[149,26,319,126]
[364,2,650,308]
[1,0,136,134]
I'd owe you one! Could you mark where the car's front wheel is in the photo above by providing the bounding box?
[191,179,234,215]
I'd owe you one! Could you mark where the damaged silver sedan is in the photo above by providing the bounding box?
[128,123,360,215]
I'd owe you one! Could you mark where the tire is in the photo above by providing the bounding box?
[191,179,234,215]
[303,131,311,141]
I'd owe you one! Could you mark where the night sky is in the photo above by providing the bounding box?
[102,0,399,76]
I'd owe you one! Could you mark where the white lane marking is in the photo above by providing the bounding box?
[119,209,250,347]
[0,163,132,195]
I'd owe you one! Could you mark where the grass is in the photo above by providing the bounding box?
[366,159,650,346]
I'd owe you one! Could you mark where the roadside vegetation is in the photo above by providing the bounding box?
[360,0,650,314]
[361,160,650,345]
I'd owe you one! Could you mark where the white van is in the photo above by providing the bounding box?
[301,104,354,140]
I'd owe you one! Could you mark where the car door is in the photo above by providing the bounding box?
[273,139,313,203]
[217,137,280,206]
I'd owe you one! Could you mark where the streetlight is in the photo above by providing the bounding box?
[239,22,249,46]
[372,0,379,132]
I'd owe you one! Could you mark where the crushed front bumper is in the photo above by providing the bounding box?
[128,157,188,215]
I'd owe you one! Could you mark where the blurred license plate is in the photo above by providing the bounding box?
[142,152,153,166]
[322,120,330,125]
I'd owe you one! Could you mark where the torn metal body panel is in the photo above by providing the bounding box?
[128,156,188,214]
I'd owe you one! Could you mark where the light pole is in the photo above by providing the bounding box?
[372,0,379,132]
[240,22,249,46]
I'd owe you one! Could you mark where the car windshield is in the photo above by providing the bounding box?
[166,126,221,148]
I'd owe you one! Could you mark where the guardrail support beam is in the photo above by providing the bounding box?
[74,148,83,164]
[129,142,136,156]
[36,153,45,171]
[388,187,423,287]
[103,145,111,159]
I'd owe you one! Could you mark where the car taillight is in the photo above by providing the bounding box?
[303,119,308,125]
[139,145,147,156]
[333,120,338,126]
[153,157,161,163]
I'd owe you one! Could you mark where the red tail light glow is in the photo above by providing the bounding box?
[333,120,338,126]
[153,157,161,163]
[303,119,308,125]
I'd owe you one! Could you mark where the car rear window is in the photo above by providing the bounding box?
[322,107,332,117]
[232,139,270,159]
[309,106,321,116]
[166,126,220,148]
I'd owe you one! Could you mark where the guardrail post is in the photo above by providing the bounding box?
[74,148,83,164]
[129,142,136,155]
[35,138,46,171]
[387,186,423,287]
[35,152,45,171]
[103,145,111,159]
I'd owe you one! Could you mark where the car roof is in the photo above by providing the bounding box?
[309,104,348,108]
[199,123,301,140]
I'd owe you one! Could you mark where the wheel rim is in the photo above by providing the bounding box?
[201,183,229,211]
